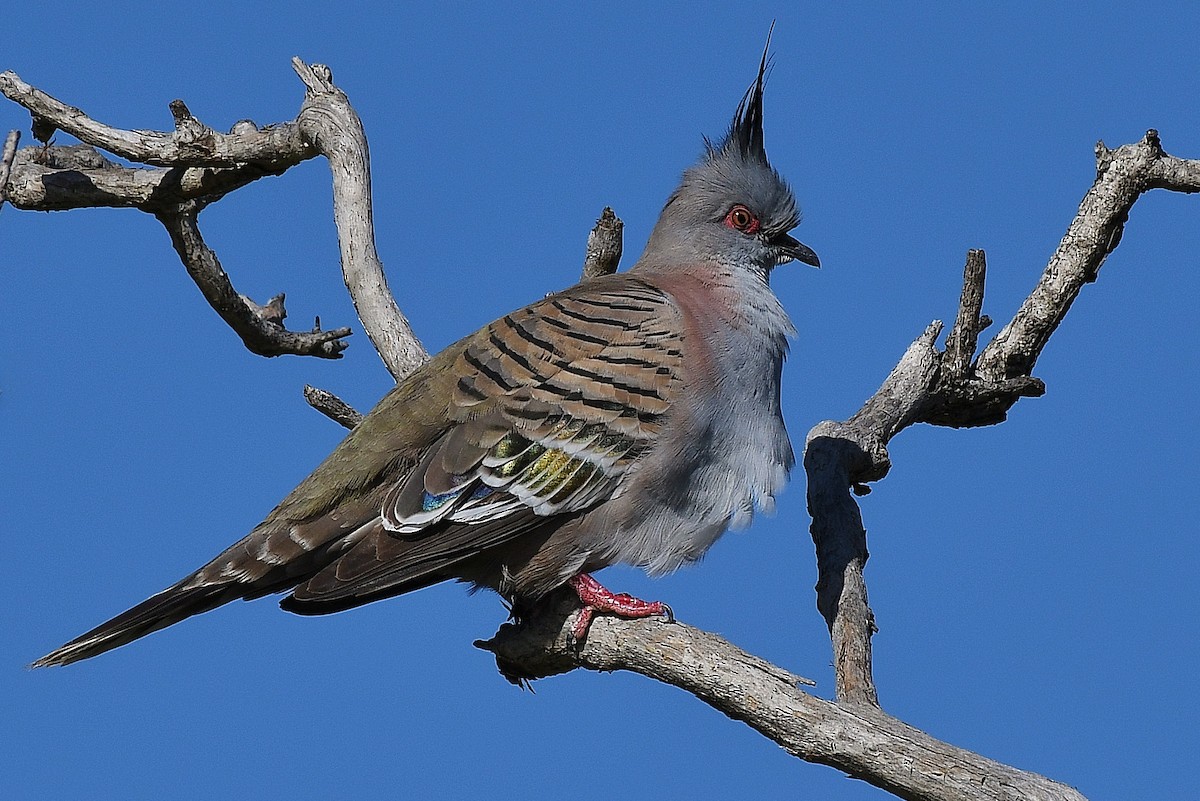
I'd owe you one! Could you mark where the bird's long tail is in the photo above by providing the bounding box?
[31,579,246,668]
[30,513,368,667]
[31,510,487,667]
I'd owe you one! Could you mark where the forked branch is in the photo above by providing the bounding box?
[0,65,374,361]
[794,131,1200,798]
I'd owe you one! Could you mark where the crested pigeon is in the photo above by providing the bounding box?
[35,45,818,668]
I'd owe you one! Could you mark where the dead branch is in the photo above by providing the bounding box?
[0,67,357,361]
[580,206,624,279]
[0,128,17,210]
[781,130,1200,796]
[156,205,352,359]
[478,590,1085,801]
[292,59,427,380]
[2,143,289,211]
[805,322,940,707]
[942,249,989,378]
[0,70,314,168]
[977,131,1174,382]
[303,384,364,429]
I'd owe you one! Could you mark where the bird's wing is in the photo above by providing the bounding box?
[386,278,686,532]
[283,276,689,609]
[32,275,688,666]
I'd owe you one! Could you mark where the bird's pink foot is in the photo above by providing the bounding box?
[567,573,674,641]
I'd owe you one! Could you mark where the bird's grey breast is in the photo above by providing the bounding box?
[584,266,794,575]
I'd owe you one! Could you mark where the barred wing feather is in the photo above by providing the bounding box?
[383,280,685,536]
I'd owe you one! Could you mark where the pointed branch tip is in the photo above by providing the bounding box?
[580,207,624,280]
[303,385,363,429]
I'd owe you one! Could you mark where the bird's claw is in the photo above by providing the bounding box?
[566,573,674,643]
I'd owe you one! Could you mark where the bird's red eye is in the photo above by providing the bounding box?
[724,204,760,234]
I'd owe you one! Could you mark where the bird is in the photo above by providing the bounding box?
[34,43,819,668]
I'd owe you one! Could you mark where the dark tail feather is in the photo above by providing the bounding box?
[30,509,379,667]
[31,581,240,668]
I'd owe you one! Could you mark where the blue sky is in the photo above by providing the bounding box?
[4,4,1198,799]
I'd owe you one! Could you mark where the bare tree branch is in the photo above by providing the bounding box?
[1,63,439,370]
[942,249,988,378]
[1147,147,1200,191]
[0,68,362,359]
[292,59,427,380]
[794,131,1200,792]
[303,384,364,429]
[805,322,941,707]
[975,130,1194,382]
[0,128,18,210]
[156,205,352,359]
[0,70,315,168]
[3,143,289,211]
[478,591,1085,801]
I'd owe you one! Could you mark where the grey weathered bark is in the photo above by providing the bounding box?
[802,131,1187,724]
[5,60,1194,801]
[0,70,313,168]
[0,128,18,210]
[580,206,624,279]
[155,204,352,359]
[975,131,1196,382]
[479,590,1085,801]
[0,65,389,363]
[291,59,427,380]
[1,140,293,211]
[303,384,365,430]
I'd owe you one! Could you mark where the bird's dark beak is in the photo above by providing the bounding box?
[774,232,820,268]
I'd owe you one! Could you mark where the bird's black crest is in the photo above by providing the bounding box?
[711,26,774,166]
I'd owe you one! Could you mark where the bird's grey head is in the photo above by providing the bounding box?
[639,47,819,275]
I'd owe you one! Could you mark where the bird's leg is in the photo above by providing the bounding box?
[567,573,674,641]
